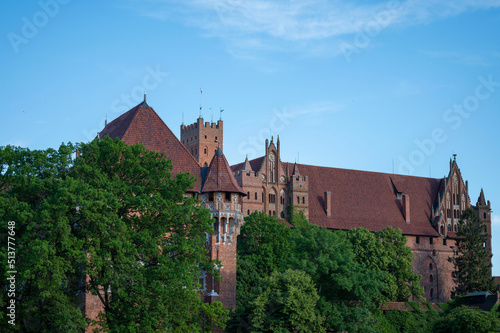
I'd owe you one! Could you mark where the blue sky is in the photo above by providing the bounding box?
[2,0,500,274]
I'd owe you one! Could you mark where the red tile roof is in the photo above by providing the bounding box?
[202,146,246,195]
[98,101,202,192]
[294,163,442,236]
[231,156,264,173]
[232,156,442,236]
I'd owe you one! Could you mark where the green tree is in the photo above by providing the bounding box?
[227,212,292,332]
[249,269,324,333]
[235,212,292,306]
[289,226,386,332]
[433,305,500,333]
[0,144,87,332]
[347,227,423,302]
[375,227,423,301]
[286,205,309,230]
[1,138,228,332]
[448,208,494,296]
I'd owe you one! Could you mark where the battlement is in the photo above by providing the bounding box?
[180,118,222,133]
[290,175,308,183]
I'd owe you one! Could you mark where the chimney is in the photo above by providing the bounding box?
[403,194,410,223]
[325,191,332,217]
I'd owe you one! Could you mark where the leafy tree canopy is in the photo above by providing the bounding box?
[248,269,324,333]
[1,137,228,332]
[433,305,500,333]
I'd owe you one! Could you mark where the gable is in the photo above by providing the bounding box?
[99,102,202,192]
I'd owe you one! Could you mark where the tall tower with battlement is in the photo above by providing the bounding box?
[180,117,223,167]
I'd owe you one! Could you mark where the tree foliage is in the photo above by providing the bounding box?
[433,305,500,333]
[249,269,324,333]
[289,225,386,332]
[230,212,423,332]
[348,227,423,302]
[449,208,494,296]
[0,137,228,332]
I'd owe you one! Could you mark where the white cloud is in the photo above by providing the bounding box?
[132,0,500,57]
[493,215,500,225]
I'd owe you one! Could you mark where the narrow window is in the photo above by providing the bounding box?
[247,209,250,215]
[199,270,206,291]
[225,192,231,201]
[204,148,207,154]
[205,135,207,139]
[430,275,433,282]
[429,263,433,271]
[484,213,487,219]
[297,196,299,204]
[209,193,214,201]
[255,192,257,200]
[302,197,305,204]
[430,237,434,245]
[269,210,271,216]
[430,288,434,298]
[416,236,420,244]
[440,225,444,235]
[247,191,250,198]
[443,239,447,246]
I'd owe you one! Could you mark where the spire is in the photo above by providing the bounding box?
[292,162,301,176]
[477,188,487,206]
[202,147,246,195]
[216,141,223,155]
[242,155,253,172]
[139,93,149,107]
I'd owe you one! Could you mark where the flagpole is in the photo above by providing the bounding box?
[200,88,203,118]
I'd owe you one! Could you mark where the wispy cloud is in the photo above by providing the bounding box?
[493,215,500,225]
[131,0,500,57]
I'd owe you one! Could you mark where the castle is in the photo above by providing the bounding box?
[84,97,492,325]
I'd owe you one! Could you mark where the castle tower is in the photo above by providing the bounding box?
[475,189,492,258]
[289,162,309,219]
[199,145,246,309]
[180,117,223,167]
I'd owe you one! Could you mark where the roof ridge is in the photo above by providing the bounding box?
[139,105,202,169]
[283,161,442,181]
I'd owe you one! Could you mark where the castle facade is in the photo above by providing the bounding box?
[83,98,491,328]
